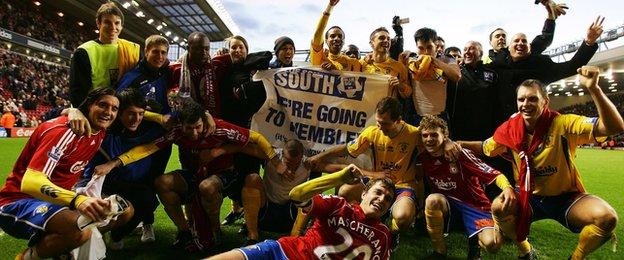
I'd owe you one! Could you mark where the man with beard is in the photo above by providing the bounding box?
[170,32,229,117]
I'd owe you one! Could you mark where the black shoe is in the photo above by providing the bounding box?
[171,231,193,249]
[238,225,248,235]
[518,248,537,260]
[467,236,482,260]
[221,210,243,225]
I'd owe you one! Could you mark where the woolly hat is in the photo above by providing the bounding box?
[274,36,295,53]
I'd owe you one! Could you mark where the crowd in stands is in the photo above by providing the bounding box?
[559,93,624,147]
[0,48,70,127]
[0,0,91,51]
[559,92,624,116]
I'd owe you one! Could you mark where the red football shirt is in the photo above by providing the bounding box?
[278,195,392,260]
[0,116,106,206]
[153,118,250,173]
[419,149,500,211]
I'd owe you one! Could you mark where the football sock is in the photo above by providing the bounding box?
[425,208,446,254]
[390,218,401,233]
[571,224,614,260]
[493,214,531,255]
[241,187,262,240]
[290,208,309,236]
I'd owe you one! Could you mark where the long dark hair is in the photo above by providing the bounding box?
[77,87,117,117]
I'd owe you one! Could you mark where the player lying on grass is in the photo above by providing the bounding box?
[91,98,286,249]
[417,114,517,259]
[461,66,624,259]
[0,88,133,259]
[208,164,395,260]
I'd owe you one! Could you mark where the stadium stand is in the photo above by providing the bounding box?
[0,48,69,126]
[558,93,624,147]
[0,0,91,51]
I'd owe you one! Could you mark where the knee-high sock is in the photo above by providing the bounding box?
[493,214,530,255]
[572,224,614,260]
[290,208,309,236]
[390,218,401,233]
[425,208,446,254]
[242,187,262,240]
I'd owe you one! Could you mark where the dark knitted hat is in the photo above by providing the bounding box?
[274,36,295,53]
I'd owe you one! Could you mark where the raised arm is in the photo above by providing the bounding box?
[578,66,624,136]
[531,0,568,53]
[289,164,360,209]
[310,0,339,65]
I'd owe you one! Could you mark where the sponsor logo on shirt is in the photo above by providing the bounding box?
[533,165,557,176]
[431,177,457,190]
[70,161,88,174]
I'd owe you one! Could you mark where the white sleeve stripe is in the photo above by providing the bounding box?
[43,129,76,177]
[463,149,494,173]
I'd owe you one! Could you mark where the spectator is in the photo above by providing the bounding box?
[270,36,295,68]
[1,106,16,128]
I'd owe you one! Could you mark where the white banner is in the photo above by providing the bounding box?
[252,66,390,162]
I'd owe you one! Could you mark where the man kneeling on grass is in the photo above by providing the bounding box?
[208,165,395,260]
[417,114,516,259]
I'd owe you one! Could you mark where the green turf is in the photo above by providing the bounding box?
[0,138,622,259]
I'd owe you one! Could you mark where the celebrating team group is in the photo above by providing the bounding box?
[0,0,623,259]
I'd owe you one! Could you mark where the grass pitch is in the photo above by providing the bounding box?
[0,138,622,259]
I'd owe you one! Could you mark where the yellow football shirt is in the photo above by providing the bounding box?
[483,114,606,196]
[360,58,409,97]
[347,122,420,189]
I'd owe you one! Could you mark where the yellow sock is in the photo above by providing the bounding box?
[493,214,531,255]
[241,187,261,240]
[390,218,400,233]
[571,224,613,260]
[290,208,309,236]
[425,208,446,254]
[518,239,531,256]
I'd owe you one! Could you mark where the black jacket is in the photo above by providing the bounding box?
[488,19,556,65]
[220,51,272,128]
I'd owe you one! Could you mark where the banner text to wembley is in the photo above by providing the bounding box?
[252,67,389,155]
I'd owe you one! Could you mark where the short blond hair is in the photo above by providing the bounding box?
[145,35,169,51]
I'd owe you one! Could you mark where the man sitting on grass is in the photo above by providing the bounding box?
[0,88,133,259]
